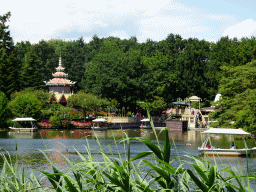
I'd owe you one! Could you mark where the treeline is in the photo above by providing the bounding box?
[2,12,256,130]
[9,35,256,109]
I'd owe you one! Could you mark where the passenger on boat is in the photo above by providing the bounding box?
[206,142,211,149]
[230,142,236,149]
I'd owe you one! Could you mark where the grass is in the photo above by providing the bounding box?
[0,107,256,191]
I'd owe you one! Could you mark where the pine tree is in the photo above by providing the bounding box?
[0,12,19,97]
[20,46,44,89]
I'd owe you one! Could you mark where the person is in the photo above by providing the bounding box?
[230,142,236,149]
[206,141,211,149]
[196,112,199,120]
[199,113,202,121]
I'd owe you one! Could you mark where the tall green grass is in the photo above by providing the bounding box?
[0,107,255,191]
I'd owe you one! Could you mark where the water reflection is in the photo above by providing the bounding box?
[8,131,37,139]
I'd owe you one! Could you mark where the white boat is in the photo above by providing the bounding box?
[198,128,256,156]
[140,118,151,129]
[92,118,108,130]
[9,118,38,132]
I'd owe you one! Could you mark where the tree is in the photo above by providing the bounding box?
[20,46,44,89]
[61,38,87,90]
[139,39,158,57]
[0,12,19,97]
[33,40,58,83]
[158,34,185,57]
[175,38,211,102]
[0,91,9,127]
[212,60,256,133]
[8,93,43,119]
[141,52,177,105]
[86,34,104,62]
[8,88,51,119]
[82,41,145,109]
[67,91,103,117]
[138,96,167,116]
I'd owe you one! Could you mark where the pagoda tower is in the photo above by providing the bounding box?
[44,57,76,105]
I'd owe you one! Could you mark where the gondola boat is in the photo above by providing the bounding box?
[92,118,108,130]
[198,128,256,156]
[140,118,152,129]
[9,118,38,132]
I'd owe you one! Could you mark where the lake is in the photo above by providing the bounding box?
[0,128,256,189]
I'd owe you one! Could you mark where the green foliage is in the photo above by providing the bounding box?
[8,93,42,119]
[8,88,50,120]
[190,101,205,109]
[33,40,59,82]
[0,12,20,97]
[68,91,103,116]
[126,111,133,117]
[212,60,256,133]
[82,41,147,108]
[138,96,167,115]
[20,46,44,89]
[141,52,177,105]
[41,101,74,128]
[0,91,9,127]
[175,38,212,100]
[49,114,62,128]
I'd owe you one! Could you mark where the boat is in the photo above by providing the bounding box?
[198,128,256,156]
[140,118,151,129]
[9,118,38,132]
[92,118,108,130]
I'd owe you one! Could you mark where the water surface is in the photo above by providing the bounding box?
[0,128,256,188]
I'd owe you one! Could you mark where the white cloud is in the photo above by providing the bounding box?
[223,19,256,39]
[109,30,130,39]
[1,0,249,44]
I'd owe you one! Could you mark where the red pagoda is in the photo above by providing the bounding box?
[44,57,76,105]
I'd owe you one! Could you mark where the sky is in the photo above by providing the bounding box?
[2,0,256,44]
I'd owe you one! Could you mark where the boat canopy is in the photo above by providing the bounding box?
[92,118,107,122]
[141,118,150,122]
[12,118,36,122]
[203,128,250,135]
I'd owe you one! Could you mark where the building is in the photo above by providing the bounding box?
[166,96,212,129]
[44,57,76,105]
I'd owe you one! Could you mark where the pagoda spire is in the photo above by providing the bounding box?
[59,57,62,68]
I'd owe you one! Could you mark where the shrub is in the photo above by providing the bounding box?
[49,114,62,128]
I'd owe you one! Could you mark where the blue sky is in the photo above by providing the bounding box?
[2,0,256,44]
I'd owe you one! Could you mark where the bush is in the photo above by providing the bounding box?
[49,114,62,128]
[70,120,92,128]
[38,119,52,128]
[8,92,42,119]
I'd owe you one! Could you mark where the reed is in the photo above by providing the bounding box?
[0,108,255,191]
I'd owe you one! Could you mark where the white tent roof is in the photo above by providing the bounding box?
[203,128,250,135]
[141,118,150,122]
[12,118,36,121]
[92,118,107,122]
[214,94,222,102]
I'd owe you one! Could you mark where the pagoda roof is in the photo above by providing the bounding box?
[52,71,68,78]
[44,78,76,86]
[44,57,76,86]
